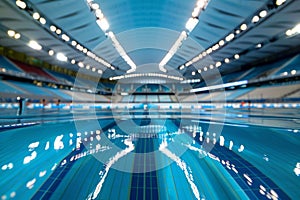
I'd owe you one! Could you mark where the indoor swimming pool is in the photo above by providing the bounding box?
[0,107,299,200]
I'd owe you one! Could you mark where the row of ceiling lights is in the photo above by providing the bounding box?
[7,27,103,74]
[109,73,184,81]
[181,79,201,84]
[182,0,289,76]
[14,0,118,74]
[158,0,210,73]
[86,0,137,73]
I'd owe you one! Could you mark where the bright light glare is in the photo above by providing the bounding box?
[56,29,61,35]
[285,24,300,37]
[7,30,15,37]
[259,10,267,18]
[56,53,68,62]
[186,17,199,32]
[191,80,248,93]
[252,15,260,23]
[14,33,21,39]
[197,0,206,9]
[62,34,70,42]
[28,40,42,50]
[32,12,40,20]
[16,0,26,9]
[91,3,99,10]
[276,0,286,6]
[225,33,235,42]
[240,24,247,31]
[50,25,56,32]
[219,40,225,46]
[96,18,109,32]
[159,31,187,71]
[78,62,84,68]
[39,17,46,25]
[216,62,222,67]
[48,50,54,56]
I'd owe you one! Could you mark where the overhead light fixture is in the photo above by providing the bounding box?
[50,25,56,32]
[71,41,77,46]
[225,33,235,42]
[159,31,187,72]
[275,0,286,6]
[286,29,293,36]
[78,62,84,68]
[48,50,54,56]
[192,7,201,18]
[185,61,193,67]
[7,30,21,39]
[16,0,26,9]
[216,62,222,67]
[234,54,240,59]
[186,17,199,32]
[256,43,262,48]
[110,73,183,81]
[251,15,260,23]
[97,69,102,74]
[7,30,15,37]
[192,71,196,76]
[71,59,76,64]
[286,24,300,37]
[62,34,70,42]
[240,24,247,31]
[96,18,109,32]
[192,56,200,63]
[224,58,230,63]
[28,40,42,50]
[56,29,61,35]
[56,52,68,62]
[95,9,104,18]
[219,40,225,46]
[197,0,209,9]
[14,33,21,39]
[259,10,267,18]
[212,44,219,50]
[39,17,46,25]
[206,48,212,54]
[32,12,40,20]
[107,31,136,72]
[91,3,100,10]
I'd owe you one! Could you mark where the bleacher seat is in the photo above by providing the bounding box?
[10,59,58,82]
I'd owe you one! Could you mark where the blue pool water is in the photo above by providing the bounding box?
[0,108,299,199]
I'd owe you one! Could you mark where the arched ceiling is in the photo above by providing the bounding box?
[0,0,299,82]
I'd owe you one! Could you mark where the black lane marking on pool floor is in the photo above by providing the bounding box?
[194,131,291,200]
